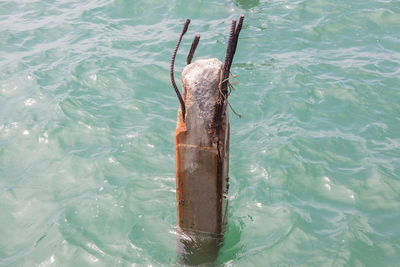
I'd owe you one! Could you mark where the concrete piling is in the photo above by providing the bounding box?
[170,16,244,265]
[175,58,229,234]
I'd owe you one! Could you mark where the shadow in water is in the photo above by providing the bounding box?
[177,228,224,266]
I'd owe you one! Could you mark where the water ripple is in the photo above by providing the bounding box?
[1,0,400,266]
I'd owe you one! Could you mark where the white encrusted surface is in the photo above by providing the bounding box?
[181,58,222,135]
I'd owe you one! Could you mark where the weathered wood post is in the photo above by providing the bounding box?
[171,16,244,265]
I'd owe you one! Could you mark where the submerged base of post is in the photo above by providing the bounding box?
[176,228,223,265]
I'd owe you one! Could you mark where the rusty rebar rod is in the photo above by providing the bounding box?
[228,15,244,71]
[171,19,190,121]
[221,19,237,97]
[213,15,244,142]
[187,34,200,65]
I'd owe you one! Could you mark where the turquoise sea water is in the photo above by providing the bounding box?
[1,0,399,266]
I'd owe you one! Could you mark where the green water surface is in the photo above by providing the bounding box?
[1,0,399,266]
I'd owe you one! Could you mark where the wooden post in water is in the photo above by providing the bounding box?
[170,16,244,265]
